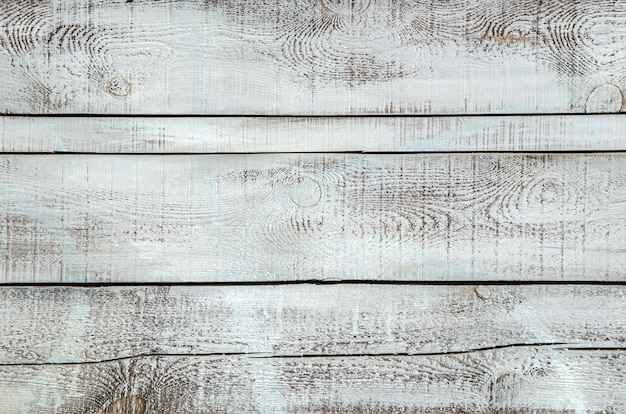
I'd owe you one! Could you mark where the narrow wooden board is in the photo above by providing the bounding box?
[1,284,625,365]
[1,153,625,283]
[1,349,624,413]
[1,0,626,114]
[2,115,626,153]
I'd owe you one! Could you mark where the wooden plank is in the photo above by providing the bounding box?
[1,349,625,412]
[1,153,624,283]
[1,284,625,365]
[1,1,626,114]
[2,115,626,153]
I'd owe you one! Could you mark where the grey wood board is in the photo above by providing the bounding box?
[2,115,626,153]
[2,0,626,114]
[1,284,625,365]
[2,153,625,283]
[1,349,624,413]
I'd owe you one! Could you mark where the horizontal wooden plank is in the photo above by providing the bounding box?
[1,0,626,114]
[1,349,624,412]
[1,284,625,365]
[1,153,624,283]
[2,115,626,153]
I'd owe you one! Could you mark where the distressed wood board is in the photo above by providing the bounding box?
[1,349,625,413]
[2,0,626,114]
[3,0,626,411]
[1,284,625,365]
[2,115,626,153]
[1,153,624,283]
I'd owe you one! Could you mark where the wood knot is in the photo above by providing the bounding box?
[102,396,146,414]
[474,286,491,300]
[493,34,539,46]
[289,176,322,207]
[106,76,131,97]
[585,83,623,113]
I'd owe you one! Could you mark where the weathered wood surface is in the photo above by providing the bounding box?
[1,349,625,413]
[2,0,626,114]
[2,153,625,283]
[2,115,626,153]
[1,284,625,365]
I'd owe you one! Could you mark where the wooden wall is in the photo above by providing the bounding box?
[1,1,625,413]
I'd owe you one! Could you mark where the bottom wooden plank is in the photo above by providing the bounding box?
[2,284,626,365]
[0,349,623,413]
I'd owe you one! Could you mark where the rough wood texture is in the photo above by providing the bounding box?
[2,153,624,283]
[1,0,626,114]
[1,349,625,413]
[2,115,626,153]
[1,284,625,365]
[4,1,625,411]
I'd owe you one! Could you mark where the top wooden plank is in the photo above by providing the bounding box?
[1,0,626,115]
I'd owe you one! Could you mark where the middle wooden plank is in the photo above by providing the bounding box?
[1,153,624,283]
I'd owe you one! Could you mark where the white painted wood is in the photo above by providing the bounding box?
[1,349,624,413]
[1,0,626,114]
[1,153,624,283]
[2,115,626,153]
[1,284,624,365]
[4,3,624,412]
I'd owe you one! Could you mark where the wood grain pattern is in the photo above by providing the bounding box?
[1,284,626,365]
[1,0,626,114]
[2,349,625,413]
[4,1,624,411]
[1,153,624,283]
[2,115,626,153]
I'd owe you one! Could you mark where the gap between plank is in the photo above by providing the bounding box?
[4,280,626,288]
[3,150,626,155]
[3,112,626,118]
